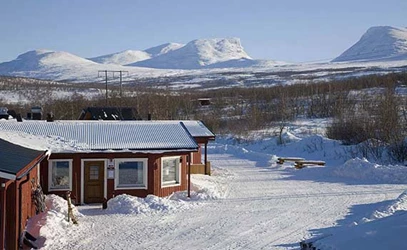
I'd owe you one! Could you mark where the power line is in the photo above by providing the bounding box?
[98,70,129,106]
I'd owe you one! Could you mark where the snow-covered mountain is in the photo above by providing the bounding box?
[0,49,162,81]
[88,50,151,65]
[333,26,407,62]
[88,43,185,65]
[0,49,97,72]
[144,43,185,57]
[131,38,253,69]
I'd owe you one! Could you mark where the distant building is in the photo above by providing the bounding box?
[197,98,211,106]
[78,107,142,121]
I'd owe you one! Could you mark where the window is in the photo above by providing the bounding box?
[115,158,148,189]
[89,166,99,180]
[161,156,181,187]
[49,160,72,191]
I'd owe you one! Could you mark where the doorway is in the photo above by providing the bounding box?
[83,161,105,203]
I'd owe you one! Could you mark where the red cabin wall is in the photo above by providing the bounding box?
[5,181,17,250]
[20,164,39,232]
[41,151,192,204]
[2,164,39,250]
[192,146,202,164]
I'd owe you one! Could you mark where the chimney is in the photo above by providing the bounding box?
[46,112,54,122]
[16,114,23,122]
[147,113,152,120]
[31,106,42,120]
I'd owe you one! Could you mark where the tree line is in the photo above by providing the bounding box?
[1,72,406,162]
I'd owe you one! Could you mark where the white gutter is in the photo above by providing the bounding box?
[0,171,16,180]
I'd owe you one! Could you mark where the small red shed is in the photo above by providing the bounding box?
[0,138,48,250]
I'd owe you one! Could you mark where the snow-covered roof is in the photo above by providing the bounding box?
[0,120,198,153]
[0,138,47,179]
[178,121,215,138]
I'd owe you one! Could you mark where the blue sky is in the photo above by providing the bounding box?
[0,0,405,63]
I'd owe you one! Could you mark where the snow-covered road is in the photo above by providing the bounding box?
[39,145,407,250]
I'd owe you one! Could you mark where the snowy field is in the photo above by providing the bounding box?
[27,120,407,249]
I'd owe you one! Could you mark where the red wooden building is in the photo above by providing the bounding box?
[0,120,215,248]
[0,120,216,205]
[0,139,48,250]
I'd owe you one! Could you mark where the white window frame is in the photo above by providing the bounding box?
[161,156,181,187]
[48,159,73,191]
[115,158,148,190]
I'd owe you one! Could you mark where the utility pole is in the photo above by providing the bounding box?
[98,70,128,106]
[113,71,128,100]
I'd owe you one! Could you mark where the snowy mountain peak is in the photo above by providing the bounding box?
[16,49,54,59]
[190,37,252,65]
[88,50,151,65]
[0,49,97,73]
[333,26,407,62]
[0,49,103,80]
[88,43,184,65]
[132,37,252,69]
[144,43,185,57]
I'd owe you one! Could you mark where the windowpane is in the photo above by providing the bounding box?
[90,165,99,180]
[118,161,144,186]
[162,157,179,184]
[51,161,70,189]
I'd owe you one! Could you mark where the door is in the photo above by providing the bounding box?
[84,161,105,203]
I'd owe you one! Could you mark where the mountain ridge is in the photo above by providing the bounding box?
[130,38,253,69]
[88,43,185,65]
[1,28,407,82]
[332,26,407,62]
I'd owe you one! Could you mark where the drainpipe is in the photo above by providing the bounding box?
[187,153,191,198]
[17,172,30,248]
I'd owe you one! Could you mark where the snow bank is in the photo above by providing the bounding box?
[178,167,233,200]
[313,190,407,250]
[333,158,407,184]
[106,194,185,214]
[361,190,407,223]
[38,195,82,247]
[213,133,347,169]
[106,168,231,215]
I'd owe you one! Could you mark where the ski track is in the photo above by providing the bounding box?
[40,149,407,250]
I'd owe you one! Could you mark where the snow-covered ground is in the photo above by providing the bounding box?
[27,120,407,249]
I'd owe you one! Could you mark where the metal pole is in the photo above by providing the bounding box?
[204,142,208,175]
[105,70,108,106]
[119,71,123,109]
[119,71,123,99]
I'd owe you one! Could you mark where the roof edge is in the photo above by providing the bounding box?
[179,121,200,147]
[0,171,16,180]
[16,150,49,179]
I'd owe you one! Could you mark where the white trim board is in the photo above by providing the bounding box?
[0,171,16,180]
[114,158,148,190]
[48,159,73,192]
